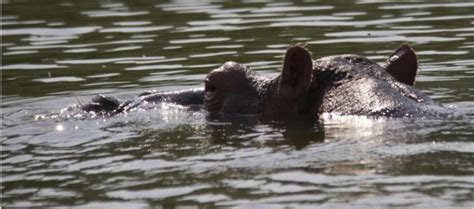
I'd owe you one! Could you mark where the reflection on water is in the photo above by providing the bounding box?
[2,0,474,208]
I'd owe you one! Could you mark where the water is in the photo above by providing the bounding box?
[2,0,474,208]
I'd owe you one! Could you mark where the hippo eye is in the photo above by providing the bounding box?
[205,81,216,92]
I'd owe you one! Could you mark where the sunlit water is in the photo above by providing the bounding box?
[2,0,474,208]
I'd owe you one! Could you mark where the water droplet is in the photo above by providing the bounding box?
[56,124,64,131]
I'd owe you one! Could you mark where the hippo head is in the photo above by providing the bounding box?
[204,61,262,114]
[310,43,432,117]
[204,44,313,116]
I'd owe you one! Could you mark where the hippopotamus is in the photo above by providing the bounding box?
[205,43,445,118]
[79,43,446,118]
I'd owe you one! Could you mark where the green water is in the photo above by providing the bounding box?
[2,0,474,208]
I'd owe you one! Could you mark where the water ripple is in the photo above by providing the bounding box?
[2,0,474,207]
[107,185,208,200]
[81,10,149,17]
[170,37,230,44]
[379,2,474,10]
[8,38,153,50]
[56,56,165,65]
[99,26,172,33]
[1,26,101,36]
[2,64,66,70]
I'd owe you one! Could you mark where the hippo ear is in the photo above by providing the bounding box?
[384,43,418,86]
[281,44,313,86]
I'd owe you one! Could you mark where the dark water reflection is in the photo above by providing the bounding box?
[2,0,474,208]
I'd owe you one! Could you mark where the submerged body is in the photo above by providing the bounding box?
[80,89,204,116]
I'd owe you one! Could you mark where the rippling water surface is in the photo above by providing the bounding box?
[2,0,474,208]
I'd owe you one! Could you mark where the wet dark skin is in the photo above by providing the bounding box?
[80,44,446,118]
[309,44,436,117]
